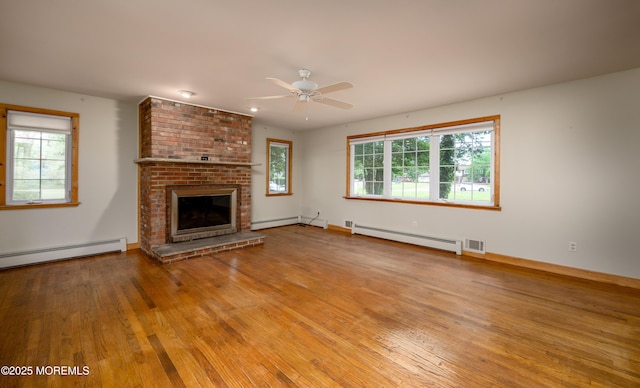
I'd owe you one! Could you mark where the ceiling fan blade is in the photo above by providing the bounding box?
[267,77,300,92]
[315,81,353,95]
[245,95,291,100]
[315,97,353,110]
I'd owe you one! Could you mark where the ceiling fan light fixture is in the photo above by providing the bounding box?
[178,90,195,99]
[292,79,318,91]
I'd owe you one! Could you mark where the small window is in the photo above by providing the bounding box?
[1,104,79,209]
[267,138,292,196]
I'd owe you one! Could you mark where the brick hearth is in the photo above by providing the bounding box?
[136,97,263,263]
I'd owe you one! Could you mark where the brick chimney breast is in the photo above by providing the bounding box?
[137,97,257,262]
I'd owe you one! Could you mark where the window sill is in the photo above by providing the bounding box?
[266,193,293,197]
[0,202,81,211]
[343,196,501,211]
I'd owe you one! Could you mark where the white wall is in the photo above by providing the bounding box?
[250,123,301,227]
[3,68,638,280]
[0,81,139,252]
[296,69,640,279]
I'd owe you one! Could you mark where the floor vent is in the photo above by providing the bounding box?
[465,239,486,254]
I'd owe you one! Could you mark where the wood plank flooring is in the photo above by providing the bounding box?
[0,225,639,387]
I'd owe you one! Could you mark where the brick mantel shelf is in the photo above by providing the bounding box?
[134,158,261,167]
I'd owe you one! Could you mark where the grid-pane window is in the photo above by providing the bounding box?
[391,136,430,199]
[352,140,384,196]
[5,110,74,205]
[348,117,499,208]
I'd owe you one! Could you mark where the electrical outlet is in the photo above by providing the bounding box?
[569,242,577,252]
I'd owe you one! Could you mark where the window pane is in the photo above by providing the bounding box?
[11,129,69,202]
[268,140,291,194]
[41,179,66,200]
[388,136,430,200]
[14,159,40,180]
[14,137,41,159]
[391,140,403,152]
[417,136,429,151]
[12,180,40,201]
[358,141,384,196]
[42,160,66,180]
[417,151,429,167]
[391,153,403,166]
[42,138,66,160]
[374,153,384,166]
[363,142,373,154]
[404,152,416,166]
[403,138,416,152]
[374,168,384,181]
[439,130,494,203]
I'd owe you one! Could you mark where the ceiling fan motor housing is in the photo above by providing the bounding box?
[292,79,318,92]
[292,68,317,92]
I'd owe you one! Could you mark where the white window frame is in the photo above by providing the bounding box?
[347,116,500,210]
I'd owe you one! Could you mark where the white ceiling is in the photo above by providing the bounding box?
[2,0,640,130]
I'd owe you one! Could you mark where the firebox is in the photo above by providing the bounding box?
[169,186,237,242]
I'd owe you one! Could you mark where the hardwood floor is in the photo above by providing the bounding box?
[0,225,638,387]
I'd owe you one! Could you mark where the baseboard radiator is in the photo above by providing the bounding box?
[251,216,299,230]
[352,224,462,255]
[0,238,127,269]
[251,216,328,230]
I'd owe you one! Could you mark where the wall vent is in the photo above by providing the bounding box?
[464,239,486,254]
[344,220,353,228]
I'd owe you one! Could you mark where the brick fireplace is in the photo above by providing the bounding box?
[136,97,263,263]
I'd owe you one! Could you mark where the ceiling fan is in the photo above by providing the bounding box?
[247,68,353,112]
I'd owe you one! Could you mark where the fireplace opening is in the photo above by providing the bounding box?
[170,187,237,242]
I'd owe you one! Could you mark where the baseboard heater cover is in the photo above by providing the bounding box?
[0,238,127,269]
[251,216,328,230]
[352,224,462,255]
[251,217,299,230]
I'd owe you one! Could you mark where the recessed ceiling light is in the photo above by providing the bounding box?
[178,90,195,99]
[250,107,258,113]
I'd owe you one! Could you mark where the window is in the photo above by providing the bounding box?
[347,115,500,209]
[1,104,79,209]
[267,138,292,196]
